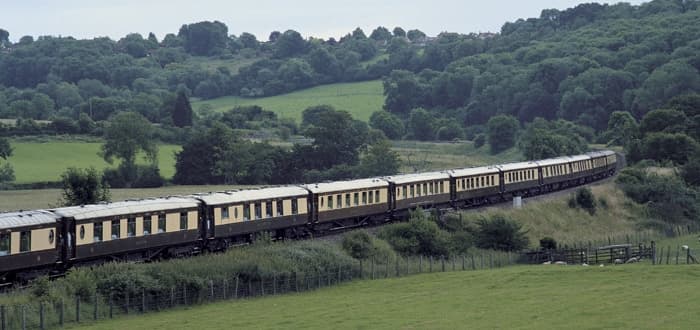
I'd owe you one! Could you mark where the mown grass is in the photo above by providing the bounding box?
[191,80,384,122]
[71,264,700,330]
[6,141,180,184]
[0,185,255,212]
[393,140,523,172]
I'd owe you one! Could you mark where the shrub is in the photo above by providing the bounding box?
[475,214,529,251]
[598,196,609,209]
[473,134,486,149]
[132,165,165,188]
[575,188,597,215]
[378,210,451,257]
[539,237,557,250]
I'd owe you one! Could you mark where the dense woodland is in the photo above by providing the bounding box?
[0,0,699,193]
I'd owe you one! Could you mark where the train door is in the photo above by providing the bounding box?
[61,217,76,262]
[388,182,397,210]
[448,178,456,203]
[537,167,543,186]
[199,206,214,240]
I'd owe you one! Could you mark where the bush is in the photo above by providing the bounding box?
[473,134,486,149]
[616,167,699,224]
[378,210,451,257]
[133,165,165,188]
[539,237,557,250]
[475,214,529,251]
[575,188,597,215]
[341,230,395,261]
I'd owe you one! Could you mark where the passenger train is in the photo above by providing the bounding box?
[0,150,616,282]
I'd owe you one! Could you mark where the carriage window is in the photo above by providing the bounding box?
[328,195,334,209]
[80,225,85,240]
[439,181,444,193]
[320,197,324,208]
[346,194,351,207]
[410,185,415,197]
[266,202,273,217]
[127,217,136,237]
[362,191,368,204]
[143,216,152,235]
[180,212,188,230]
[402,186,407,199]
[423,184,427,195]
[111,220,120,239]
[376,190,380,202]
[430,182,435,193]
[461,179,465,190]
[291,199,298,215]
[221,207,229,219]
[235,207,239,219]
[277,200,283,216]
[0,233,10,256]
[158,214,166,233]
[369,191,374,203]
[481,177,484,187]
[94,222,103,242]
[19,231,31,253]
[49,229,54,244]
[254,203,262,219]
[337,194,342,208]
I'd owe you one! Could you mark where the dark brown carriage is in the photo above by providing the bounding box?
[51,197,201,263]
[447,166,501,206]
[384,171,452,214]
[304,179,390,229]
[0,210,60,279]
[196,186,312,244]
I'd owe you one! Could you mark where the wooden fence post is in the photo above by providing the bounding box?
[419,255,423,273]
[651,241,656,265]
[385,256,390,278]
[441,256,445,272]
[359,260,363,279]
[396,257,400,277]
[21,306,25,330]
[182,285,186,305]
[1,305,5,330]
[235,276,240,299]
[371,257,375,280]
[94,292,98,320]
[142,288,146,313]
[667,246,671,265]
[39,302,44,330]
[676,245,680,264]
[76,296,80,323]
[429,256,433,272]
[471,255,475,270]
[462,255,465,271]
[111,293,115,318]
[59,299,64,327]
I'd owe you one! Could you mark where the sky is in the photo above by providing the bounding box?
[3,0,647,42]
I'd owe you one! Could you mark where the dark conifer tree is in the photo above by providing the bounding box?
[172,91,193,127]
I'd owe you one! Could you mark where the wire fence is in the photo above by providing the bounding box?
[0,251,516,330]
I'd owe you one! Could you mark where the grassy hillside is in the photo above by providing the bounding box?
[465,182,648,246]
[73,264,700,329]
[192,80,384,122]
[6,141,180,183]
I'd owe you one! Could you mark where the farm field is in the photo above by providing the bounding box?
[393,140,523,172]
[0,185,254,212]
[191,80,384,122]
[6,141,181,184]
[72,264,700,329]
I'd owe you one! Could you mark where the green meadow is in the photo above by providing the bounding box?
[6,141,180,184]
[192,80,384,122]
[72,264,700,330]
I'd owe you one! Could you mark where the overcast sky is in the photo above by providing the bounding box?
[3,0,646,42]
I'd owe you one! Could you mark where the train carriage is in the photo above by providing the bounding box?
[196,186,310,245]
[537,157,572,187]
[51,197,200,263]
[0,211,60,280]
[497,161,540,196]
[304,179,389,230]
[447,166,501,207]
[587,150,617,177]
[384,171,451,215]
[567,154,594,181]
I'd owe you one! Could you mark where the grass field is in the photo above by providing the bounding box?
[393,140,523,172]
[6,141,180,184]
[0,185,255,212]
[192,80,384,122]
[71,264,700,329]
